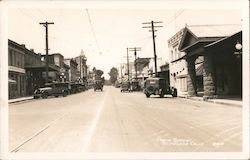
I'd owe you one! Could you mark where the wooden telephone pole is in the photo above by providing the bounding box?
[142,21,163,77]
[39,21,54,83]
[128,47,141,80]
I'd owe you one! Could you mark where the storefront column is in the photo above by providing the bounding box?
[203,53,216,98]
[187,57,197,96]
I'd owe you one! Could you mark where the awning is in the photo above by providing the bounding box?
[8,79,16,84]
[25,64,60,72]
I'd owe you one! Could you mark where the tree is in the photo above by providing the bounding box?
[92,67,104,80]
[136,58,151,72]
[95,69,104,78]
[108,67,118,84]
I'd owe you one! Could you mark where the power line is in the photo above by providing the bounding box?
[85,9,102,55]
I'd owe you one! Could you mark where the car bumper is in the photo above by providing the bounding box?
[33,93,42,98]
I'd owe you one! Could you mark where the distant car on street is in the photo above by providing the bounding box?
[94,80,103,91]
[33,82,70,99]
[144,77,177,98]
[120,81,131,92]
[131,80,141,91]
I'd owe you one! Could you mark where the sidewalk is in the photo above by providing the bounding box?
[178,93,242,107]
[9,96,34,104]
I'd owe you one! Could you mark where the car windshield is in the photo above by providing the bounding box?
[148,80,157,85]
[44,84,52,87]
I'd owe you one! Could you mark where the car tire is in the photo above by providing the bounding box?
[42,92,48,99]
[146,93,150,98]
[172,88,177,97]
[160,92,164,98]
[33,96,39,99]
[63,91,67,97]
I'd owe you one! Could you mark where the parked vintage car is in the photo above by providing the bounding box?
[120,81,131,92]
[33,82,70,99]
[144,77,177,98]
[70,82,86,94]
[114,80,121,88]
[94,80,103,91]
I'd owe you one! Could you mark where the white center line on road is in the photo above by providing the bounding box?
[82,90,108,152]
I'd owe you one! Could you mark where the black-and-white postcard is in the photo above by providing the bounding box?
[0,0,249,159]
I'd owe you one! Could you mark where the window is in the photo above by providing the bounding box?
[171,50,173,61]
[9,49,12,66]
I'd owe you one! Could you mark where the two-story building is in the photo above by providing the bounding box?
[8,40,26,99]
[74,53,87,82]
[64,58,78,82]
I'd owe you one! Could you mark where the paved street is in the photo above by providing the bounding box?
[9,86,242,152]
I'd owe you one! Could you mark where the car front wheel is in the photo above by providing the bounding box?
[63,91,67,97]
[42,92,48,99]
[172,88,177,97]
[160,92,164,98]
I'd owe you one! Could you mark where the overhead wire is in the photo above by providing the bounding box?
[85,8,102,55]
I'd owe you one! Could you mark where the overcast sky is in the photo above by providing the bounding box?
[8,7,242,79]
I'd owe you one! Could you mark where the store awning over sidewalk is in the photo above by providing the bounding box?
[25,64,60,72]
[8,79,16,84]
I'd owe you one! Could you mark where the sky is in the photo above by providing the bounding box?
[8,7,242,79]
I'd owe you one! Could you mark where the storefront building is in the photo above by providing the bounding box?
[8,40,26,99]
[177,26,242,99]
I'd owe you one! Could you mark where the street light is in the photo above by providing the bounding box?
[234,41,242,58]
[60,72,66,82]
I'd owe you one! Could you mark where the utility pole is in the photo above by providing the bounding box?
[80,49,84,81]
[39,21,54,83]
[120,63,123,79]
[127,48,130,81]
[128,47,141,80]
[142,21,163,77]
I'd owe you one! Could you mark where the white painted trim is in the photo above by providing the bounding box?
[8,66,25,74]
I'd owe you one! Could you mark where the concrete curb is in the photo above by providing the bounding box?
[206,100,242,107]
[178,95,242,107]
[9,97,34,104]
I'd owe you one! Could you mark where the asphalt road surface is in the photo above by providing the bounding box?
[9,86,242,152]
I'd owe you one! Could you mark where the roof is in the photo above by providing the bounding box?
[179,27,227,52]
[25,64,60,71]
[187,25,241,38]
[205,31,242,48]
